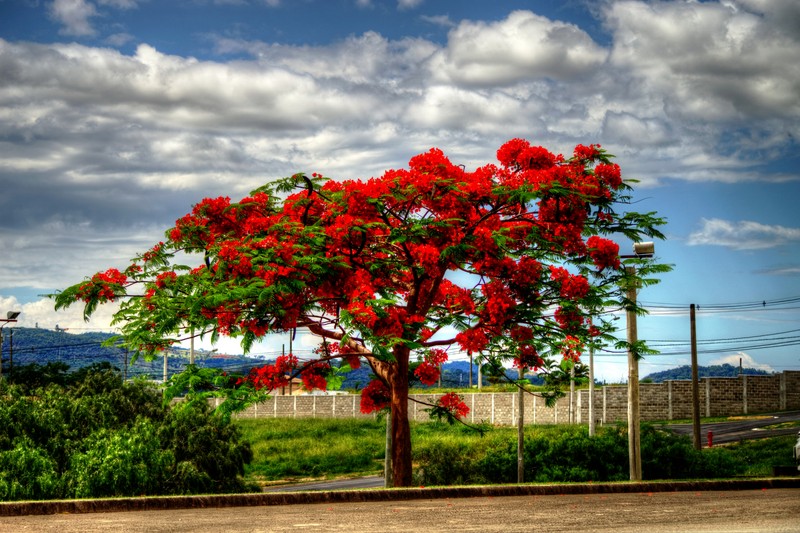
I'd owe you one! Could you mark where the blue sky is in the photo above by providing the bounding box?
[0,0,798,381]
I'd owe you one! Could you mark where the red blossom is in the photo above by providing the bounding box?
[436,392,469,419]
[595,162,622,190]
[514,345,543,371]
[549,266,590,300]
[414,362,440,386]
[155,271,178,288]
[360,379,391,414]
[301,362,330,392]
[586,236,621,271]
[456,328,489,354]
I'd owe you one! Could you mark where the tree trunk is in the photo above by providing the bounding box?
[389,352,413,487]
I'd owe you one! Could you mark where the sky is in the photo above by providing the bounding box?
[0,0,798,382]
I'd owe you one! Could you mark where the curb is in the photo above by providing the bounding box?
[2,478,800,517]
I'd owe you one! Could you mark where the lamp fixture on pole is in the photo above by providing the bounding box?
[0,311,21,379]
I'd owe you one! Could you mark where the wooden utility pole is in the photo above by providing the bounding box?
[690,304,702,450]
[384,414,393,487]
[626,266,642,481]
[589,339,596,436]
[517,366,524,483]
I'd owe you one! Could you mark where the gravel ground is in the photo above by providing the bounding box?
[2,488,799,533]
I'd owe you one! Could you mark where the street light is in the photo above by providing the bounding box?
[0,311,21,379]
[621,242,654,482]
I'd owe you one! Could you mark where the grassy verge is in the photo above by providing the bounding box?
[235,418,797,488]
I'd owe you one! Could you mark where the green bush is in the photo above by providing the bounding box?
[0,365,257,500]
[414,423,749,485]
[0,437,60,500]
[66,418,173,498]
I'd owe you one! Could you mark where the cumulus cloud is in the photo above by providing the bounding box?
[398,0,424,10]
[0,295,121,333]
[429,10,607,87]
[687,219,800,250]
[48,0,140,37]
[2,1,799,305]
[604,0,800,123]
[49,0,98,36]
[709,352,774,373]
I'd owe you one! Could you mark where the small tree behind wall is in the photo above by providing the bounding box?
[56,139,668,487]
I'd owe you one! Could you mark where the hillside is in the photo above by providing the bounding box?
[0,327,266,380]
[642,363,770,382]
[5,327,762,388]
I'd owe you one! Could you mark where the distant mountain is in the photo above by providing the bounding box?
[15,327,756,388]
[0,327,266,380]
[642,363,771,383]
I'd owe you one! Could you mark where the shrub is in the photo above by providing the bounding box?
[414,423,746,485]
[0,365,257,500]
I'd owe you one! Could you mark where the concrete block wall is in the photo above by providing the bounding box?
[225,370,800,425]
[783,371,800,410]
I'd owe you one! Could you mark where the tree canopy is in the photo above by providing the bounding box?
[56,138,668,486]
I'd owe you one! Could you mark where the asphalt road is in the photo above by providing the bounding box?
[666,410,800,446]
[3,489,798,533]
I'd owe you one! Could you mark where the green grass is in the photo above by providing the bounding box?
[234,417,797,487]
[235,418,387,484]
[715,435,798,476]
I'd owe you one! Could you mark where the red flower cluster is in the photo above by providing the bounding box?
[301,362,330,392]
[549,266,590,300]
[248,354,297,391]
[436,392,470,419]
[514,345,544,371]
[155,271,178,288]
[456,328,489,354]
[414,349,448,386]
[555,306,584,333]
[586,236,621,271]
[360,379,391,414]
[75,268,128,303]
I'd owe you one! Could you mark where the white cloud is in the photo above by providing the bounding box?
[420,14,455,28]
[687,218,800,250]
[709,352,774,373]
[49,0,98,36]
[429,10,607,87]
[2,3,800,298]
[0,295,121,333]
[398,0,423,10]
[604,0,800,123]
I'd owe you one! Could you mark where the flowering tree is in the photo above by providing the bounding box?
[55,139,667,486]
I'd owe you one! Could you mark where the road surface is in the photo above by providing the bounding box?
[2,488,798,533]
[666,410,800,445]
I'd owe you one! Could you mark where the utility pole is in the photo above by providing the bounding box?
[589,338,596,436]
[384,414,393,487]
[8,329,13,379]
[189,328,195,365]
[625,265,642,482]
[517,366,524,483]
[690,304,702,450]
[569,362,575,424]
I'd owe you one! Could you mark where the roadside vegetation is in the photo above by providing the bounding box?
[2,362,795,500]
[0,363,258,501]
[236,417,797,487]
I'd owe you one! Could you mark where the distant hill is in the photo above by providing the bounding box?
[0,327,534,388]
[0,327,266,380]
[11,327,763,389]
[642,364,771,383]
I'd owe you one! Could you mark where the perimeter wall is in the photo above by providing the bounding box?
[223,370,800,426]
